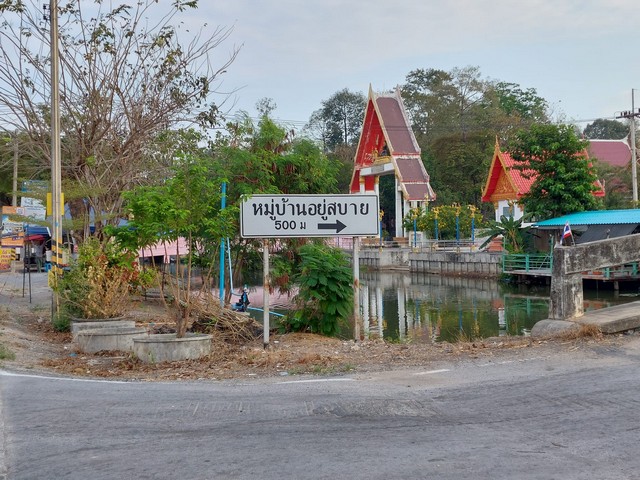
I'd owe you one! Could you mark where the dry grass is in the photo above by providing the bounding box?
[559,323,603,340]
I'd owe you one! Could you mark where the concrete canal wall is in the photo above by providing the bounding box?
[359,248,503,278]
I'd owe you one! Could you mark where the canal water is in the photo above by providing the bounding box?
[356,271,640,343]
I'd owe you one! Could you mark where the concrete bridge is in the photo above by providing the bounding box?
[533,233,640,336]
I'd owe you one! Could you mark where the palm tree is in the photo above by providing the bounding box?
[480,215,530,253]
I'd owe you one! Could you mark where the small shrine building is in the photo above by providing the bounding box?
[482,139,605,222]
[350,86,435,238]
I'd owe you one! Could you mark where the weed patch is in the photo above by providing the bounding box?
[0,343,16,361]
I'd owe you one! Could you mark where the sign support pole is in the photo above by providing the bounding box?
[352,236,360,341]
[263,239,270,347]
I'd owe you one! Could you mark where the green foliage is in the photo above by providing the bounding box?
[490,82,549,123]
[509,124,602,220]
[401,66,550,207]
[584,119,629,140]
[0,343,15,361]
[283,244,353,336]
[211,115,342,293]
[591,159,633,209]
[479,215,531,253]
[411,204,483,240]
[55,237,146,319]
[426,132,494,205]
[52,314,71,333]
[305,88,366,151]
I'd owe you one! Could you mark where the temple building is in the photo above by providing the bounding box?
[350,86,435,238]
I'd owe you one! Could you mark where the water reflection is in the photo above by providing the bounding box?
[358,271,637,343]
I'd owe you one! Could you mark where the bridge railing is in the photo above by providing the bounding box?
[503,253,552,273]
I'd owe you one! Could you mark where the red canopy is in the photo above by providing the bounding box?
[24,234,46,242]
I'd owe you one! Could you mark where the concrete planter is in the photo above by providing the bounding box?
[132,333,212,363]
[75,326,149,353]
[71,319,136,339]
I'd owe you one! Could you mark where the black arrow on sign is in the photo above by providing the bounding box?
[318,219,347,233]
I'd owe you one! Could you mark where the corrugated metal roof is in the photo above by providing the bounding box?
[534,209,640,227]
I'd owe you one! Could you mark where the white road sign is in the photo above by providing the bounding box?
[240,194,379,238]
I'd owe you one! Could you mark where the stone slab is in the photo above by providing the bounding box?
[531,319,581,338]
[533,300,640,337]
[575,301,640,334]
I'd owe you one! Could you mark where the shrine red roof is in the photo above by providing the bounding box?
[375,97,420,155]
[350,86,435,202]
[481,142,535,202]
[587,139,631,168]
[395,157,435,201]
[482,140,605,202]
[500,151,536,196]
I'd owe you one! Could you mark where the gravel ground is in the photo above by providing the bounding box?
[1,270,635,382]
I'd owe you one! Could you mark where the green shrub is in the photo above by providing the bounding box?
[55,237,152,319]
[0,343,15,361]
[283,244,353,336]
[52,314,71,332]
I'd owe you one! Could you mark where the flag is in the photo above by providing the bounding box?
[562,222,572,241]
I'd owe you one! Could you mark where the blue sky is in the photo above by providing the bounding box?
[185,1,639,129]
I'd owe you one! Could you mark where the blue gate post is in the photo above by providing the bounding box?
[379,210,384,249]
[412,208,418,249]
[470,205,476,250]
[455,204,461,245]
[219,182,226,306]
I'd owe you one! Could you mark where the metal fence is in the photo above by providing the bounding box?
[503,253,552,273]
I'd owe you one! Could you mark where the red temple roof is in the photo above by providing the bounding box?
[350,86,435,202]
[587,139,632,168]
[482,139,605,203]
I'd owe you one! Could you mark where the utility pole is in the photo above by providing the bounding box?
[12,136,18,207]
[616,89,640,205]
[49,0,63,315]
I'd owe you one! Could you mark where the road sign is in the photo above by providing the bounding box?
[240,194,379,238]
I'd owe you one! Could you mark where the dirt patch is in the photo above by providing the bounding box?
[1,272,637,381]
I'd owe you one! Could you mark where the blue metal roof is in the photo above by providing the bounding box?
[534,209,640,227]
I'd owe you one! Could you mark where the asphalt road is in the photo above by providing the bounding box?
[1,340,640,480]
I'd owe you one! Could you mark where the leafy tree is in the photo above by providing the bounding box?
[490,82,549,124]
[509,124,602,220]
[0,0,239,239]
[217,114,340,200]
[211,114,342,298]
[403,66,489,143]
[584,119,629,140]
[304,88,366,152]
[402,66,550,207]
[426,132,493,206]
[113,149,234,337]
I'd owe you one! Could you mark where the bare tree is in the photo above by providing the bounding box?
[0,0,239,238]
